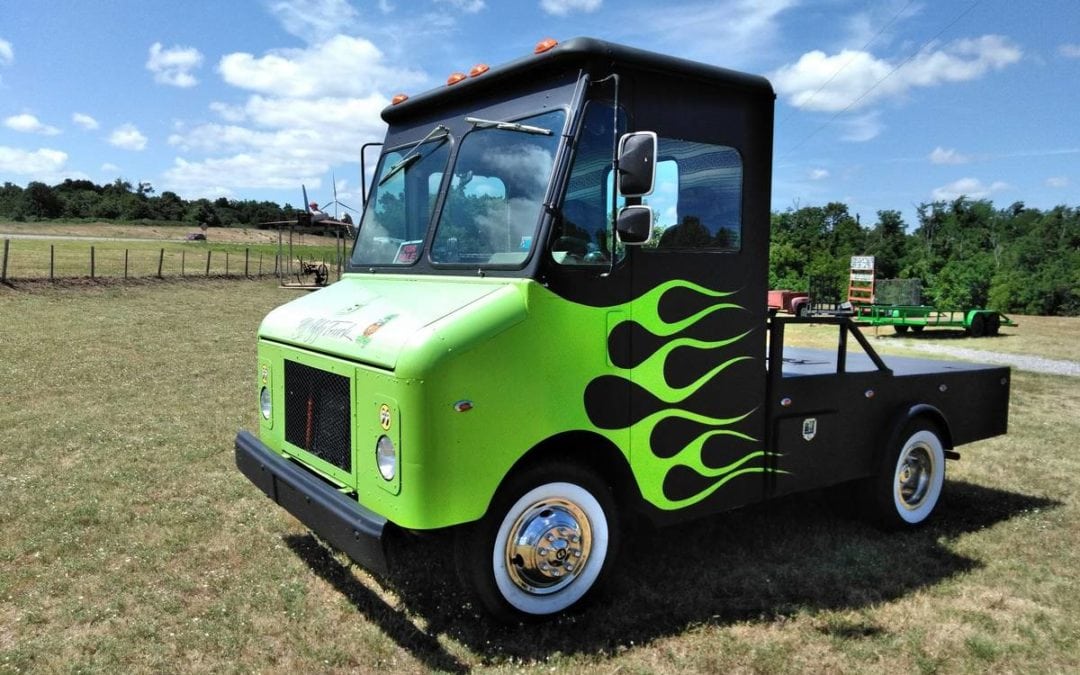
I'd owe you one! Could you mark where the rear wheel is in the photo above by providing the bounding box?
[894,325,910,334]
[911,325,925,333]
[862,420,946,528]
[455,463,619,620]
[986,313,1001,336]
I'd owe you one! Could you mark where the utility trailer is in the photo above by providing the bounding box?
[853,305,1017,336]
[234,37,1011,621]
[841,256,1017,336]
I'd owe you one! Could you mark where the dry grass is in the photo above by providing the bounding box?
[0,280,1077,673]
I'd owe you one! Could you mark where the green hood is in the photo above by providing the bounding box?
[259,275,524,370]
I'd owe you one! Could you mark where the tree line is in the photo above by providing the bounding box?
[1,179,1076,315]
[771,200,1079,316]
[0,179,297,228]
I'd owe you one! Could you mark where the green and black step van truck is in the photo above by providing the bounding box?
[235,37,1010,620]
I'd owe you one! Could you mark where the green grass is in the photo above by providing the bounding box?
[1,280,1078,673]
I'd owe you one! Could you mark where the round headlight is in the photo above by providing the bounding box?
[376,435,396,481]
[259,387,272,420]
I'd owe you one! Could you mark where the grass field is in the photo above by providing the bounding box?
[1,279,1078,673]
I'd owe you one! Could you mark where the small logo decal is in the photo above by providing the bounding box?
[379,404,392,431]
[453,400,473,413]
[802,418,817,442]
[356,313,399,347]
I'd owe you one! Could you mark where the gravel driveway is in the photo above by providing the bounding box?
[904,342,1080,377]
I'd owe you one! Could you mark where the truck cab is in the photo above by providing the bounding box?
[236,37,1009,620]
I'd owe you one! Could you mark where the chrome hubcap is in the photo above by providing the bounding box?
[505,498,591,594]
[897,443,934,509]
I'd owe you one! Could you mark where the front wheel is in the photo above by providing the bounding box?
[455,464,619,620]
[862,420,946,528]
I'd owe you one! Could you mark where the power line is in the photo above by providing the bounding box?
[778,0,982,161]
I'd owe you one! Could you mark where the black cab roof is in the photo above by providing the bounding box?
[381,36,774,123]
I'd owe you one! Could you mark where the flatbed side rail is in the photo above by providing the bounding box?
[767,314,892,380]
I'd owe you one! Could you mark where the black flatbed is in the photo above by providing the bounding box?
[777,346,1004,378]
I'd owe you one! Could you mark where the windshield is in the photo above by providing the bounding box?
[430,110,565,266]
[351,133,451,266]
[351,109,566,269]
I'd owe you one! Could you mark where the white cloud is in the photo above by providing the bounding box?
[0,146,68,175]
[72,112,100,130]
[931,177,1009,201]
[109,123,148,151]
[218,35,424,98]
[166,93,388,191]
[436,0,486,12]
[166,32,437,196]
[209,101,248,123]
[101,162,121,174]
[4,113,61,136]
[809,168,830,180]
[928,146,970,165]
[267,0,359,43]
[773,35,1022,112]
[146,42,204,87]
[1046,176,1070,188]
[1059,44,1080,59]
[0,38,12,65]
[539,0,599,15]
[840,111,883,142]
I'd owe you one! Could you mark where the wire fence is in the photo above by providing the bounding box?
[0,238,339,283]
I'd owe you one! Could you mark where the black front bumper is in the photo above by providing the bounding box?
[235,430,389,576]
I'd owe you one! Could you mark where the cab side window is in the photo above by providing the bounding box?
[648,138,743,252]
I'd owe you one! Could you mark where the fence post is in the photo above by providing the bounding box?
[2,239,9,282]
[258,254,263,277]
[91,246,95,279]
[205,250,211,276]
[182,251,185,277]
[124,249,129,279]
[245,248,250,278]
[225,252,230,277]
[50,245,55,281]
[158,248,164,278]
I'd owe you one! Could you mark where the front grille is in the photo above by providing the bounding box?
[284,360,351,472]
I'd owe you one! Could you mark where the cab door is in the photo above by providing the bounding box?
[621,135,769,516]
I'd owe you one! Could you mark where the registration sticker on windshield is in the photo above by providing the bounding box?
[394,240,424,264]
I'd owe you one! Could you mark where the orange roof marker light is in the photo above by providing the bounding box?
[446,72,467,86]
[534,37,558,54]
[391,93,409,105]
[469,63,490,78]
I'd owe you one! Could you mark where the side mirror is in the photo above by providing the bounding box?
[617,131,658,197]
[616,205,653,246]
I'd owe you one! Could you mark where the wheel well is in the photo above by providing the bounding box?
[888,404,954,452]
[492,431,642,520]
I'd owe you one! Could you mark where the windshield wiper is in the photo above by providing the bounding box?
[465,116,553,136]
[378,124,449,186]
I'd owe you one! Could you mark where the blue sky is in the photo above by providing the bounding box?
[1,0,1077,226]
